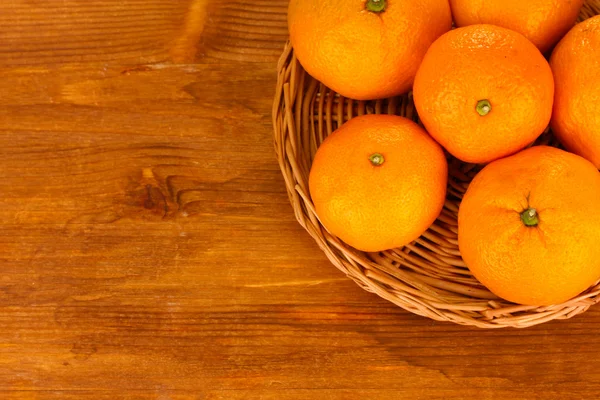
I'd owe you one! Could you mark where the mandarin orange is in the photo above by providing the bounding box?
[550,15,600,169]
[288,0,452,100]
[459,146,600,306]
[449,0,583,53]
[414,24,554,164]
[309,115,448,252]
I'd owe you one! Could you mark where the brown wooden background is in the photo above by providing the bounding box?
[1,1,599,399]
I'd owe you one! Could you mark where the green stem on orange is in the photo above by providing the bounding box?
[476,99,492,116]
[365,0,386,13]
[520,208,539,227]
[369,153,385,166]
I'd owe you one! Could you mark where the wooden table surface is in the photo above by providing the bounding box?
[1,1,599,399]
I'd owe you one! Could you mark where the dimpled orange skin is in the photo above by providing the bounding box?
[550,15,600,169]
[413,25,554,164]
[458,146,600,306]
[287,0,452,100]
[309,115,448,252]
[449,0,583,53]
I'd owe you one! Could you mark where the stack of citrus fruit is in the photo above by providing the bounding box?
[288,0,600,307]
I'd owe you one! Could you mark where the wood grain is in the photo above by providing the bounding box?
[0,0,288,65]
[198,0,288,63]
[1,1,600,399]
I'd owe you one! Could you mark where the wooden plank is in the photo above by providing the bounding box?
[0,0,193,65]
[197,0,289,63]
[0,0,289,65]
